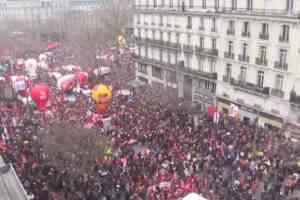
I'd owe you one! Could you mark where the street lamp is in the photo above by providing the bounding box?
[252,109,260,159]
[177,43,185,99]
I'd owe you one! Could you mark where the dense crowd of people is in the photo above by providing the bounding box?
[0,44,300,200]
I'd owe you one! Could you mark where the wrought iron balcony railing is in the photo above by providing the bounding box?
[270,88,284,98]
[290,93,300,106]
[183,44,193,53]
[256,57,268,66]
[227,29,235,35]
[206,49,218,56]
[134,54,176,68]
[135,37,178,48]
[187,45,218,56]
[134,5,300,18]
[241,31,250,37]
[133,54,218,80]
[259,33,269,40]
[230,78,270,97]
[223,76,230,82]
[279,35,289,43]
[177,64,218,80]
[238,54,250,63]
[136,37,219,57]
[195,46,204,53]
[224,52,234,59]
[274,61,288,71]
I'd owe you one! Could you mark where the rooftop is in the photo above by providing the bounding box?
[0,157,29,200]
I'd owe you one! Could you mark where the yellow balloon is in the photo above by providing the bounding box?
[91,84,112,104]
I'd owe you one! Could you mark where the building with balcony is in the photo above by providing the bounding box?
[68,0,99,11]
[133,0,300,133]
[0,0,70,20]
[133,0,221,110]
[218,0,300,131]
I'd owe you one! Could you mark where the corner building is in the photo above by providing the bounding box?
[217,0,300,132]
[133,0,300,133]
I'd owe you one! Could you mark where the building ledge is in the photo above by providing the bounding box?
[135,37,218,57]
[134,54,218,80]
[230,78,270,98]
[270,88,284,98]
[133,5,300,19]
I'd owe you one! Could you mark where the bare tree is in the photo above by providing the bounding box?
[97,0,133,46]
[44,123,110,175]
[0,0,133,66]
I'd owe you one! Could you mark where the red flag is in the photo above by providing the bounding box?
[207,106,216,118]
[21,153,27,164]
[0,142,7,152]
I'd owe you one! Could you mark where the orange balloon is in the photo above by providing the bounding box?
[99,95,112,104]
[96,103,108,113]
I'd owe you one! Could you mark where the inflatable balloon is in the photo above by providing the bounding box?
[61,79,75,92]
[91,84,112,113]
[31,84,49,111]
[96,103,108,113]
[47,43,58,50]
[91,84,112,104]
[57,74,76,92]
[75,72,88,87]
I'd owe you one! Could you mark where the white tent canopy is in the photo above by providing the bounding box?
[182,193,207,200]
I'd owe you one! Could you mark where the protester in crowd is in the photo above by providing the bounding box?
[0,45,299,200]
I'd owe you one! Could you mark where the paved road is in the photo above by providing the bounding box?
[254,181,264,200]
[289,190,300,199]
[253,178,300,200]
